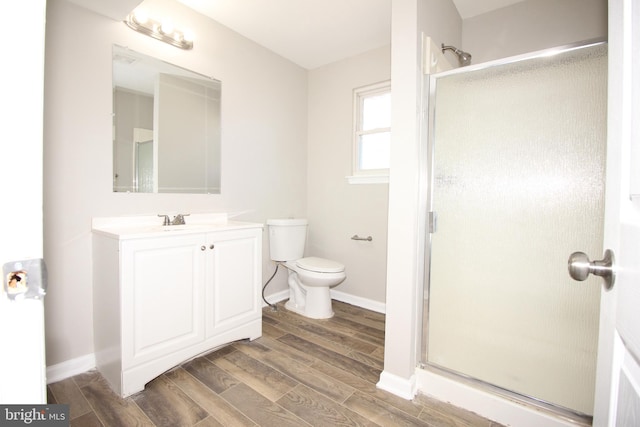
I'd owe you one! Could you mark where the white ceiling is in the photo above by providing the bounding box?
[176,0,392,69]
[71,0,525,69]
[454,0,525,20]
[176,0,525,69]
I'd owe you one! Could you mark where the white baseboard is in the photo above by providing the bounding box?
[416,368,582,427]
[376,370,417,400]
[265,289,386,314]
[46,353,96,384]
[331,290,386,314]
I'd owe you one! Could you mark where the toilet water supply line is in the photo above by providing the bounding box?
[262,262,282,311]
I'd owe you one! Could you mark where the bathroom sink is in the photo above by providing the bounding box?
[92,214,263,239]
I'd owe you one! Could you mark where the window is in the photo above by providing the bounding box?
[348,81,391,184]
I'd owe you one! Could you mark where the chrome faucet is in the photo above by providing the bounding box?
[157,214,171,226]
[171,213,190,225]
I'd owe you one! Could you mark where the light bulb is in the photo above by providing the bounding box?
[160,20,174,34]
[183,30,195,42]
[132,9,148,24]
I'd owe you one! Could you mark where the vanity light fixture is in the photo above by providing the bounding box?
[124,11,194,50]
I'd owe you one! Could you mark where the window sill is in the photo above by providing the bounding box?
[345,175,389,184]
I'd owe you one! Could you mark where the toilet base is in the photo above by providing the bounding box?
[285,293,334,319]
[284,267,337,319]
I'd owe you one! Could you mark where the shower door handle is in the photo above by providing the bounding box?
[568,249,616,290]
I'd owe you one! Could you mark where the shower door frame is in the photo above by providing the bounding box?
[418,39,607,424]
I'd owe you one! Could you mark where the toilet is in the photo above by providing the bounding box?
[267,219,346,319]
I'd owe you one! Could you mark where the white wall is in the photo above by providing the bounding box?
[464,0,607,64]
[419,0,462,52]
[44,0,308,366]
[306,47,391,309]
[379,0,463,397]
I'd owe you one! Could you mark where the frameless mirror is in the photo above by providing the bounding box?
[112,45,221,193]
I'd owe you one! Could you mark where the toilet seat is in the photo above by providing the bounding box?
[295,257,344,273]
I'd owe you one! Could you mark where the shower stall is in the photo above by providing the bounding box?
[420,41,607,420]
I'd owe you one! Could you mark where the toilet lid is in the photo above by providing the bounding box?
[296,257,344,273]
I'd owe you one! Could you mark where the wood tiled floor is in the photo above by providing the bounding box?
[48,301,503,426]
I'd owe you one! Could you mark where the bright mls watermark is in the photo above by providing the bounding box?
[1,405,69,426]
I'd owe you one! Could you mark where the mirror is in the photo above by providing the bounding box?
[112,45,221,193]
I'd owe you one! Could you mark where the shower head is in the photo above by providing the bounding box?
[441,43,472,67]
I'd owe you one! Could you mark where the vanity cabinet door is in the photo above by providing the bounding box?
[121,234,206,368]
[205,228,262,337]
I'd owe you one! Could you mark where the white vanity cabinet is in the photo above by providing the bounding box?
[92,219,262,397]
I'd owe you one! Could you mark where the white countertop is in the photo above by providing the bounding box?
[92,213,263,239]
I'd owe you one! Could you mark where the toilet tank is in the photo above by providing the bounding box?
[267,219,308,261]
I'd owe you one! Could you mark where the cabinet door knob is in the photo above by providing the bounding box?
[209,244,215,250]
[201,246,206,251]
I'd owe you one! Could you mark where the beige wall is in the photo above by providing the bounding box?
[419,0,462,53]
[380,0,463,396]
[306,46,391,308]
[44,0,307,366]
[463,0,607,64]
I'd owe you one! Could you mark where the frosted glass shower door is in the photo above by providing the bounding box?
[426,43,607,416]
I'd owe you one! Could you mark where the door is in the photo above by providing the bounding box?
[424,41,607,417]
[133,127,154,192]
[0,0,47,404]
[592,0,640,425]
